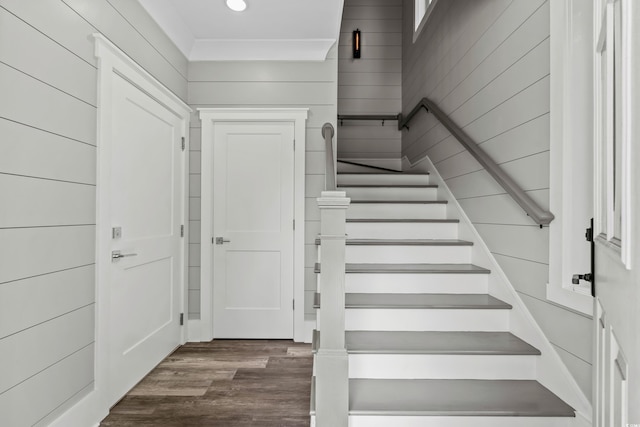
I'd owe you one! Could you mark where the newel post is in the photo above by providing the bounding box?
[315,190,350,427]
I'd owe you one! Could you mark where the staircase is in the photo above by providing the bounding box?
[311,168,577,427]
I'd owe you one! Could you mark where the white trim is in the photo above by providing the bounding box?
[618,0,633,269]
[48,34,191,427]
[198,108,308,343]
[406,154,593,421]
[187,319,203,342]
[547,0,595,315]
[593,0,633,270]
[413,0,439,42]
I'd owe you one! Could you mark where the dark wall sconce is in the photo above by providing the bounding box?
[353,29,361,58]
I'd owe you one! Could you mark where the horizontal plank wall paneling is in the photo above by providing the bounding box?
[187,50,338,320]
[0,0,187,424]
[338,0,402,163]
[401,0,592,397]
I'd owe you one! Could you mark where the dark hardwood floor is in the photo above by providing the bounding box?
[100,340,313,426]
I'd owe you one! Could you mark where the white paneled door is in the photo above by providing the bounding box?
[212,122,294,338]
[107,74,184,405]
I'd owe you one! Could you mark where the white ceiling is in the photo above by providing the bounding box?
[137,0,344,61]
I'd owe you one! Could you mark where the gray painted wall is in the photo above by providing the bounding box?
[401,0,592,397]
[0,0,187,424]
[186,50,338,320]
[338,0,402,162]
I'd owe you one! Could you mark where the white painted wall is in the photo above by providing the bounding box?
[0,0,187,424]
[186,51,338,323]
[401,0,592,397]
[338,0,402,162]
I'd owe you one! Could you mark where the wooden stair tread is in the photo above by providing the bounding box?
[344,331,540,355]
[337,172,429,175]
[338,184,438,188]
[350,200,447,204]
[345,293,511,309]
[315,238,473,246]
[315,263,490,274]
[313,293,511,309]
[348,379,575,417]
[312,331,540,355]
[346,218,459,223]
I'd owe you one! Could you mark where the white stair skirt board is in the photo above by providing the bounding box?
[339,186,438,201]
[337,173,430,186]
[346,202,447,219]
[348,354,536,379]
[344,273,489,294]
[346,220,459,239]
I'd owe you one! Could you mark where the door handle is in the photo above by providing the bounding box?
[215,237,231,245]
[112,250,138,261]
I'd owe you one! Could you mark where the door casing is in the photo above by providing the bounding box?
[198,108,308,343]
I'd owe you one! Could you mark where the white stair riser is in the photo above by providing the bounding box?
[346,416,573,427]
[347,203,447,219]
[340,187,437,201]
[337,161,402,173]
[346,222,459,239]
[344,274,489,294]
[337,245,472,264]
[348,354,536,380]
[345,309,509,331]
[337,174,430,186]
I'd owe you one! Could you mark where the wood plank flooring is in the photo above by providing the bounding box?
[100,340,313,426]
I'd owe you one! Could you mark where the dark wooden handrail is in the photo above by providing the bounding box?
[398,98,555,226]
[338,114,401,125]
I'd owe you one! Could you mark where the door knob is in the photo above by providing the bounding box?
[112,250,138,261]
[215,237,231,245]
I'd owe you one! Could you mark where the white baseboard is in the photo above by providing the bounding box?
[573,411,592,427]
[303,319,315,343]
[187,318,204,342]
[45,387,105,427]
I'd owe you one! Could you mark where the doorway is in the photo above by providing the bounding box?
[199,109,308,341]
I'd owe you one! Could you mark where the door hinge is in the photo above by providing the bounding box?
[293,219,295,230]
[181,137,185,151]
[293,139,295,150]
[180,313,184,325]
[180,224,184,237]
[293,299,295,310]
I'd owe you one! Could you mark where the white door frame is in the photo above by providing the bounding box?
[198,108,308,343]
[93,34,190,418]
[548,0,595,315]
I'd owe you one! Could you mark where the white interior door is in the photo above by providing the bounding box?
[107,74,184,404]
[593,0,638,424]
[212,122,294,338]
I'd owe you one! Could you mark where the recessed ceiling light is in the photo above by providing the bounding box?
[226,0,246,12]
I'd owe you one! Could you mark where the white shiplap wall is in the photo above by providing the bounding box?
[187,50,338,321]
[0,0,187,424]
[401,0,592,397]
[338,0,402,162]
